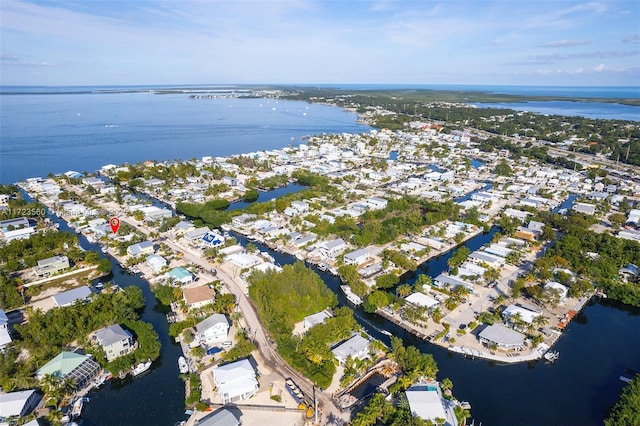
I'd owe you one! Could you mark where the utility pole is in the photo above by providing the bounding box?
[313,385,318,424]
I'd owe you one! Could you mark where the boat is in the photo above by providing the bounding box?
[178,356,189,374]
[544,351,559,362]
[70,397,84,418]
[93,374,106,388]
[340,285,363,306]
[132,359,152,376]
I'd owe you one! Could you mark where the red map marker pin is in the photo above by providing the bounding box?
[110,217,120,234]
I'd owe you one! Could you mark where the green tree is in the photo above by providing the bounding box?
[604,376,640,426]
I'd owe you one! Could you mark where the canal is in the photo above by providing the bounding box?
[231,230,640,426]
[35,190,640,425]
[43,209,187,426]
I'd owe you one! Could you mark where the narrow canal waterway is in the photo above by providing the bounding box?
[232,231,640,426]
[47,213,187,426]
[37,190,640,425]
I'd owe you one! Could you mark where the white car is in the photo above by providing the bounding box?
[221,341,233,349]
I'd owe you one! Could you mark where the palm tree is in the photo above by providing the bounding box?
[396,284,413,298]
[533,315,549,328]
[430,307,443,324]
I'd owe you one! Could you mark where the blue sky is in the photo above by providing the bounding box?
[1,0,639,86]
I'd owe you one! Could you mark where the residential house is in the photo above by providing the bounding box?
[573,202,596,215]
[303,311,330,331]
[433,274,474,292]
[183,285,216,310]
[319,238,346,258]
[405,293,439,309]
[502,304,541,327]
[332,334,370,365]
[33,255,70,278]
[167,267,193,285]
[184,227,211,243]
[195,314,229,345]
[232,213,257,229]
[544,281,569,303]
[405,382,456,426]
[36,351,101,390]
[146,255,167,273]
[226,253,260,269]
[202,232,225,248]
[0,309,11,350]
[195,407,241,426]
[365,197,388,210]
[2,226,36,242]
[127,241,155,257]
[173,221,196,236]
[343,248,371,266]
[52,286,92,308]
[0,390,42,420]
[94,324,135,362]
[478,324,525,351]
[212,359,259,404]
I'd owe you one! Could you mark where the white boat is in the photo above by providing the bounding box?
[178,356,189,374]
[340,285,363,306]
[93,374,106,388]
[132,359,152,376]
[544,351,559,362]
[70,397,84,418]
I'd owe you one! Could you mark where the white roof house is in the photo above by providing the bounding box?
[226,253,260,269]
[127,241,155,257]
[319,238,347,258]
[0,389,42,419]
[502,304,541,325]
[544,281,569,302]
[2,226,36,242]
[52,286,92,308]
[332,334,370,365]
[405,292,439,309]
[146,255,167,273]
[343,248,371,266]
[303,311,331,331]
[0,309,11,350]
[478,324,525,351]
[406,383,455,426]
[212,359,259,404]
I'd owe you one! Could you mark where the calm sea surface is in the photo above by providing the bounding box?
[471,100,640,121]
[3,87,640,425]
[0,92,367,183]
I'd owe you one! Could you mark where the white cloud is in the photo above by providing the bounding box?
[538,39,592,48]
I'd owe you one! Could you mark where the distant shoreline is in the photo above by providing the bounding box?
[1,84,639,106]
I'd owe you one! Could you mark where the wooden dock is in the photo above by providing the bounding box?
[375,308,431,341]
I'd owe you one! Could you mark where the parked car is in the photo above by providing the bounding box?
[221,341,233,349]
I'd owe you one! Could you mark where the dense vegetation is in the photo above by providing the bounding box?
[0,230,78,272]
[311,196,460,246]
[352,337,446,426]
[604,376,640,426]
[536,211,640,306]
[0,286,160,390]
[248,262,357,388]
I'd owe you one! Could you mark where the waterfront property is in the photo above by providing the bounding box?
[167,267,193,285]
[194,407,242,426]
[32,255,70,278]
[36,351,101,390]
[52,286,93,308]
[195,314,229,345]
[93,324,136,362]
[0,389,42,421]
[477,324,526,352]
[126,240,155,257]
[406,382,457,426]
[183,285,216,310]
[332,334,370,365]
[211,358,259,404]
[343,248,371,266]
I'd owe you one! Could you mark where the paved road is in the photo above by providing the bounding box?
[76,189,347,425]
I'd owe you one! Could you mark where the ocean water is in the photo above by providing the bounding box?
[0,92,368,183]
[471,100,640,122]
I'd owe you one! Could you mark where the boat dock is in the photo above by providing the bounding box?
[375,308,430,340]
